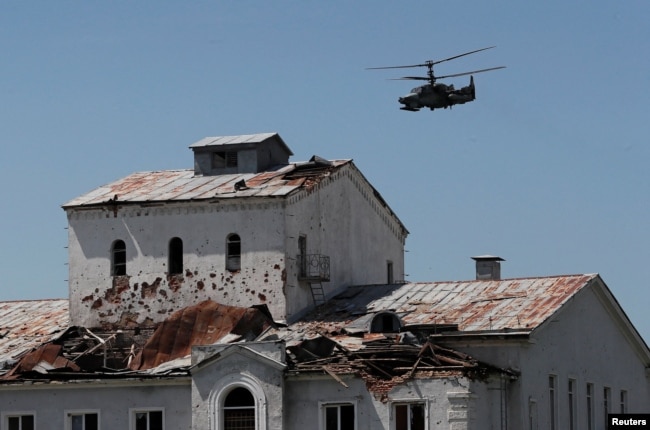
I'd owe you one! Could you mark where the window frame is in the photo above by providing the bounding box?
[2,411,36,430]
[318,400,357,430]
[210,373,267,430]
[168,237,183,275]
[568,377,577,430]
[389,400,427,430]
[111,239,127,276]
[620,389,628,413]
[603,386,611,427]
[226,233,241,272]
[64,409,100,430]
[129,408,164,430]
[586,382,595,430]
[548,374,558,430]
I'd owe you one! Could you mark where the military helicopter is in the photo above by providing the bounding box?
[367,46,505,112]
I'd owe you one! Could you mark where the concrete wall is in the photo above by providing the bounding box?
[191,343,285,430]
[445,282,650,430]
[283,164,407,319]
[283,373,494,430]
[66,199,289,327]
[66,163,407,327]
[0,380,190,429]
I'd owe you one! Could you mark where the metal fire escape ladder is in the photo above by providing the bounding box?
[309,282,326,306]
[298,254,330,306]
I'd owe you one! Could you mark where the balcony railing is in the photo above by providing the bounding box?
[297,254,330,282]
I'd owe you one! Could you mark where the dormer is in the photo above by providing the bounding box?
[190,132,294,176]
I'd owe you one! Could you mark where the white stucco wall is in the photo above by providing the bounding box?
[66,200,289,327]
[444,282,650,430]
[282,373,498,430]
[66,163,407,327]
[283,164,407,319]
[0,380,190,429]
[191,343,286,430]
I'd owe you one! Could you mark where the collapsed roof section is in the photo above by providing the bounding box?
[0,298,514,390]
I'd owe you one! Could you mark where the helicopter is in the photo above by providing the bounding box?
[367,46,505,112]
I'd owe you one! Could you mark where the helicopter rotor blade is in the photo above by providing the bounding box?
[366,63,430,70]
[366,46,498,71]
[391,76,430,81]
[430,46,496,67]
[436,66,506,80]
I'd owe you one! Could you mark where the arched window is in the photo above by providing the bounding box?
[226,234,241,272]
[168,237,183,275]
[370,312,402,333]
[223,387,255,430]
[111,240,126,276]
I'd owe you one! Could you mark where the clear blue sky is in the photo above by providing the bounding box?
[1,2,649,340]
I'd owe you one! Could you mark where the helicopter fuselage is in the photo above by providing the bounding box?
[398,79,475,111]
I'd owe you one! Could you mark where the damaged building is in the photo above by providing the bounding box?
[1,133,649,430]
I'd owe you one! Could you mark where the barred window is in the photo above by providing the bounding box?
[223,387,255,430]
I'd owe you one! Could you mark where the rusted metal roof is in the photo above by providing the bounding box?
[129,300,275,370]
[62,160,350,208]
[287,274,598,337]
[0,299,69,372]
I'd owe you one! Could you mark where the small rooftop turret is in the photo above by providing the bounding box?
[190,132,294,176]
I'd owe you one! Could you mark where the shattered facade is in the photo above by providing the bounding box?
[1,133,649,430]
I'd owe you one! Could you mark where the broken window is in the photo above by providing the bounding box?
[223,387,255,430]
[168,237,183,275]
[66,411,99,430]
[393,403,425,430]
[133,409,163,430]
[6,414,34,430]
[213,151,238,168]
[323,403,355,430]
[111,240,126,276]
[226,234,241,272]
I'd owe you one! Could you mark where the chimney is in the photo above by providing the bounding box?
[471,255,504,281]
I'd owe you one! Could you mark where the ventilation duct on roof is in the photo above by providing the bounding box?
[471,255,504,281]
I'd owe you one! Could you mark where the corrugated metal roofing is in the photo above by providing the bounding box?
[287,274,598,337]
[0,299,69,370]
[189,132,280,148]
[62,160,350,208]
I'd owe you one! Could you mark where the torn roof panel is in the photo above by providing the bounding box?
[0,299,69,371]
[129,300,275,370]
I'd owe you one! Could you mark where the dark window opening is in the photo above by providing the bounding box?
[135,410,163,430]
[8,415,34,430]
[387,261,394,284]
[226,234,241,272]
[395,403,425,430]
[370,312,401,333]
[213,151,238,168]
[224,387,255,430]
[169,237,183,275]
[69,413,98,430]
[111,240,126,276]
[325,404,355,430]
[298,235,307,277]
